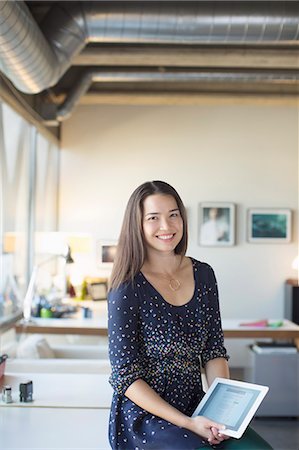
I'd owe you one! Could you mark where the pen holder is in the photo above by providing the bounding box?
[0,354,8,379]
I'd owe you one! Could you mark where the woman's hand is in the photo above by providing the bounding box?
[185,416,229,445]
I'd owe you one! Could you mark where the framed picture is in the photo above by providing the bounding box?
[87,279,108,301]
[97,240,118,266]
[247,208,292,243]
[199,202,235,246]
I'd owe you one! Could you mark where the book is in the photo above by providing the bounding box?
[240,319,283,328]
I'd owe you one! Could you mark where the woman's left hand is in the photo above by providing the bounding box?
[208,426,230,446]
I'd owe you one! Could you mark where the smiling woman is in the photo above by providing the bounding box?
[107,180,273,450]
[107,180,233,450]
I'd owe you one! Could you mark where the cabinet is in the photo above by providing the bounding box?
[285,279,299,325]
[245,348,299,417]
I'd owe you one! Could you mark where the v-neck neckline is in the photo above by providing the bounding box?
[139,257,197,309]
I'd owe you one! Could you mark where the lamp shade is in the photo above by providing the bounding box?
[34,232,92,255]
[292,256,299,271]
[35,232,67,255]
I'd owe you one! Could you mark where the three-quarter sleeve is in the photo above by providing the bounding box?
[201,265,229,367]
[108,283,145,396]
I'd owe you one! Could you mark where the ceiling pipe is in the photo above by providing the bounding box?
[0,1,59,94]
[0,1,298,95]
[56,68,299,121]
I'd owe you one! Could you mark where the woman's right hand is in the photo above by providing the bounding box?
[185,416,228,446]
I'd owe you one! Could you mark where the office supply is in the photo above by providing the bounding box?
[192,377,269,439]
[2,385,13,403]
[19,380,33,402]
[82,306,92,318]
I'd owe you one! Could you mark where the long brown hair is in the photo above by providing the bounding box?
[109,180,188,291]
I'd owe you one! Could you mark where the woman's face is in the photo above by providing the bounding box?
[142,194,183,256]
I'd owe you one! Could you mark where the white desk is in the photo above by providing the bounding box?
[222,318,299,342]
[15,311,299,348]
[0,372,112,408]
[1,408,110,449]
[15,316,108,336]
[0,372,112,449]
[15,300,108,336]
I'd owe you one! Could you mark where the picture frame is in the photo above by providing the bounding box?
[97,240,118,266]
[247,208,292,243]
[87,280,108,301]
[198,202,235,246]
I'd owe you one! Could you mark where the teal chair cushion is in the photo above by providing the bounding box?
[200,426,273,450]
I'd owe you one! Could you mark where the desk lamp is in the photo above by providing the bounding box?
[22,245,74,323]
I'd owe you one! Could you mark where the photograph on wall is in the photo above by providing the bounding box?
[247,209,291,243]
[96,240,118,266]
[198,203,235,246]
[102,244,117,263]
[87,280,108,301]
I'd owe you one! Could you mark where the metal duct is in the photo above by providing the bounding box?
[0,1,86,94]
[83,1,299,44]
[57,68,299,121]
[0,1,298,95]
[0,1,58,94]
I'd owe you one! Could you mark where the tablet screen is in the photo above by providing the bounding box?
[197,382,261,431]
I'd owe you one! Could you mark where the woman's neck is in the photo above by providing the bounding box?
[142,252,183,276]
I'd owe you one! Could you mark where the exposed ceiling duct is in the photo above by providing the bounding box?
[0,1,85,94]
[0,1,298,125]
[0,1,298,95]
[57,67,299,120]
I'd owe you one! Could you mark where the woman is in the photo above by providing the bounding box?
[108,180,272,450]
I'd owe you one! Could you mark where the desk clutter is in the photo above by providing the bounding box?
[240,319,284,328]
[1,372,112,409]
[2,354,34,404]
[31,296,78,319]
[30,277,108,319]
[1,380,33,404]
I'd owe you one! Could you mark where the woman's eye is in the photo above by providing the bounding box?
[170,213,179,218]
[148,216,158,221]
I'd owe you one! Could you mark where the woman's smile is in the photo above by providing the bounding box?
[156,233,175,240]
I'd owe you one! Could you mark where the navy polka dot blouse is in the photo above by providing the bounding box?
[108,258,229,449]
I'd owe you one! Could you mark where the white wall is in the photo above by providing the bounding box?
[60,103,298,363]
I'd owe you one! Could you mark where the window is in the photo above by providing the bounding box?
[0,101,59,326]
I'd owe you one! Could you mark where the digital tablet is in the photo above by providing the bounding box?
[192,378,269,439]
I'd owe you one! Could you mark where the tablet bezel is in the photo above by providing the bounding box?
[192,377,269,439]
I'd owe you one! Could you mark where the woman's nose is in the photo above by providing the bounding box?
[159,217,169,230]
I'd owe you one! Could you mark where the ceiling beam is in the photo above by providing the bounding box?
[79,92,299,107]
[73,47,299,70]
